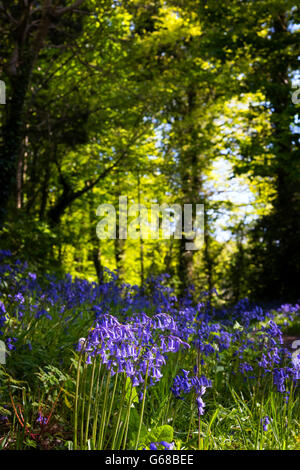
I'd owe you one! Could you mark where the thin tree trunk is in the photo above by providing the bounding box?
[137,172,145,285]
[89,192,103,284]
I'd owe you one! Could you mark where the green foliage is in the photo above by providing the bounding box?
[0,2,299,304]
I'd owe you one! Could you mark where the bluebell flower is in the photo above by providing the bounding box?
[261,416,271,431]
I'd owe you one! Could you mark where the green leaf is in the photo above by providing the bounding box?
[147,424,174,444]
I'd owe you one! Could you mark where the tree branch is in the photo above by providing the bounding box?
[54,0,86,17]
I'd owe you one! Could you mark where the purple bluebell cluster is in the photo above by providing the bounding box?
[171,369,212,416]
[78,313,189,387]
[36,413,48,425]
[148,441,174,450]
[261,416,272,432]
[0,250,299,404]
[0,300,7,333]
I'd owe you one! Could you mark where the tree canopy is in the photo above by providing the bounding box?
[0,0,299,302]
